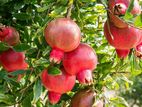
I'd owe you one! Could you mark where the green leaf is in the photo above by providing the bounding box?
[13,13,31,20]
[48,66,62,76]
[8,70,25,76]
[134,14,142,28]
[0,93,15,105]
[13,43,31,52]
[22,93,33,107]
[32,79,42,103]
[123,0,134,21]
[126,0,134,13]
[0,42,9,52]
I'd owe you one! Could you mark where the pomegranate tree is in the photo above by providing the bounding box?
[41,68,76,104]
[0,26,20,46]
[71,88,103,107]
[115,49,130,59]
[44,18,81,63]
[108,0,141,28]
[104,21,141,50]
[63,43,98,84]
[0,49,28,72]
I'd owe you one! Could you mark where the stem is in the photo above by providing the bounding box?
[106,20,114,40]
[66,0,74,18]
[20,72,41,93]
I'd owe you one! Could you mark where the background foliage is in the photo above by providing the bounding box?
[0,0,142,107]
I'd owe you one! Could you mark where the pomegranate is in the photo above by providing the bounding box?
[104,20,141,49]
[115,49,130,59]
[108,0,141,28]
[0,48,28,72]
[44,18,81,63]
[63,43,98,84]
[41,68,76,104]
[70,88,96,107]
[0,26,20,46]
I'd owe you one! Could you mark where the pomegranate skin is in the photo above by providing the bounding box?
[44,18,81,63]
[104,21,141,49]
[115,49,130,59]
[70,88,95,107]
[41,68,76,94]
[63,43,98,76]
[0,26,19,46]
[0,49,28,72]
[108,0,141,28]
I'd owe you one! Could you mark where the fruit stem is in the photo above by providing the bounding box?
[107,20,114,40]
[66,0,74,18]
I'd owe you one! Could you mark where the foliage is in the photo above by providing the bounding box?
[0,0,142,107]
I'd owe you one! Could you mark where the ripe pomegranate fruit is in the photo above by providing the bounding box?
[104,21,141,50]
[115,49,130,59]
[70,88,96,107]
[63,43,98,84]
[41,68,76,104]
[44,18,81,63]
[108,0,141,28]
[0,26,20,46]
[0,49,28,72]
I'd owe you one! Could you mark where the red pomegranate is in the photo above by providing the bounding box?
[63,43,98,84]
[115,49,130,59]
[108,0,141,28]
[0,26,20,46]
[0,49,28,72]
[41,68,76,104]
[104,21,141,50]
[44,18,81,63]
[70,88,96,107]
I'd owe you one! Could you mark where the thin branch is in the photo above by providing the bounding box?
[20,72,41,93]
[66,0,74,18]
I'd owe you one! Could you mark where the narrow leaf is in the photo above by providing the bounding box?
[48,66,62,76]
[13,43,30,52]
[33,79,42,103]
[8,70,25,76]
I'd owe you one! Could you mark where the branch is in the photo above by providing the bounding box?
[66,0,74,18]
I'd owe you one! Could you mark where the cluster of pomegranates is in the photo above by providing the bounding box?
[104,0,142,59]
[41,17,101,106]
[0,26,28,79]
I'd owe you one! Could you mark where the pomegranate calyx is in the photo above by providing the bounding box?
[48,91,62,105]
[77,70,93,85]
[50,48,64,64]
[115,49,130,59]
[113,3,127,15]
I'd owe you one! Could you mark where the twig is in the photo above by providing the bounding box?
[20,72,41,93]
[66,0,74,18]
